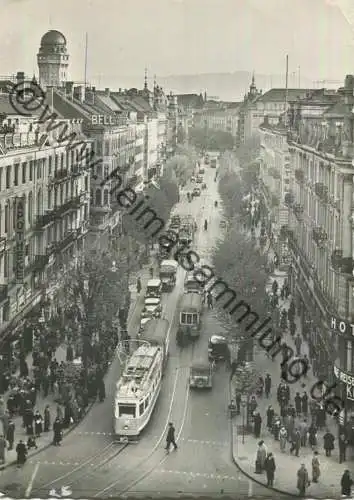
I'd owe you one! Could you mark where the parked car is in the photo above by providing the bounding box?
[193,187,201,197]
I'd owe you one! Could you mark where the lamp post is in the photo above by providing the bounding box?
[241,394,248,444]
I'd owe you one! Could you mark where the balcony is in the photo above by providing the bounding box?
[54,196,81,218]
[293,203,304,221]
[294,168,305,184]
[331,249,354,275]
[35,212,55,231]
[268,167,281,179]
[49,168,69,184]
[284,192,294,207]
[55,231,76,253]
[312,226,328,248]
[0,237,6,254]
[314,182,329,203]
[0,284,8,303]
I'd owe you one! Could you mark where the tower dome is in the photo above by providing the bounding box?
[40,30,66,46]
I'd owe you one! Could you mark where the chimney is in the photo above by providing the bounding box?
[105,87,110,97]
[16,71,25,84]
[73,85,84,103]
[119,88,122,93]
[65,81,74,99]
[85,87,95,105]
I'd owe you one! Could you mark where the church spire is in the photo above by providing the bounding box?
[144,67,148,90]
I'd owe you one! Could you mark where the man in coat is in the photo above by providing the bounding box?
[16,440,27,467]
[297,464,310,497]
[254,412,262,438]
[323,429,335,457]
[264,374,272,398]
[290,428,301,457]
[165,422,177,452]
[6,419,15,450]
[264,452,276,487]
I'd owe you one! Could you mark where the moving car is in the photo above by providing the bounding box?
[208,335,230,362]
[141,297,162,326]
[196,175,203,183]
[159,259,178,291]
[193,187,201,197]
[189,360,213,389]
[146,279,162,298]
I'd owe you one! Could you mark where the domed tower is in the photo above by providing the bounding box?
[37,30,69,89]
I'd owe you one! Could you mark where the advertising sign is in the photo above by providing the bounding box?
[330,316,354,337]
[334,365,354,401]
[15,197,25,283]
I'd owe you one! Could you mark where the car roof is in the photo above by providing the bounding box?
[147,279,161,287]
[145,297,160,303]
[209,335,227,344]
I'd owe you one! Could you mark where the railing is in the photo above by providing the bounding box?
[294,168,305,183]
[55,231,76,253]
[312,226,328,248]
[0,285,8,303]
[35,212,55,230]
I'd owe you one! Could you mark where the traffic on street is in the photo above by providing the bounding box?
[0,156,272,498]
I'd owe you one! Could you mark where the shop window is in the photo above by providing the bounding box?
[347,340,353,373]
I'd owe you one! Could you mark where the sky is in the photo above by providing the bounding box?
[1,0,354,89]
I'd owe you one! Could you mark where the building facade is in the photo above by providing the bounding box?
[259,117,292,268]
[0,112,90,342]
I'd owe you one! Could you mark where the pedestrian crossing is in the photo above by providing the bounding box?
[154,469,238,481]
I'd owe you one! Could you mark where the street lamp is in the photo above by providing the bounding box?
[241,394,248,444]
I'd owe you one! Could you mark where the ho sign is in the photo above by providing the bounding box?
[330,316,354,337]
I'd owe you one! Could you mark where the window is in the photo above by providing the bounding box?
[22,163,26,183]
[4,204,9,233]
[37,162,42,179]
[48,156,52,176]
[139,402,144,416]
[4,251,8,278]
[103,189,109,205]
[2,302,9,322]
[14,164,19,186]
[28,193,33,224]
[29,161,33,181]
[118,404,136,417]
[95,189,102,206]
[85,176,88,191]
[6,166,11,189]
[104,166,109,179]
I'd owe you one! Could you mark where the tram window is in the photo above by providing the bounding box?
[192,313,198,324]
[186,314,192,324]
[119,404,136,417]
[145,397,149,409]
[139,402,144,415]
[181,313,186,323]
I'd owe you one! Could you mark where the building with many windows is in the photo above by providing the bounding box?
[0,106,91,341]
[259,77,354,417]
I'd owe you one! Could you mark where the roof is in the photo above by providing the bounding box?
[0,93,42,117]
[41,30,66,46]
[95,93,123,113]
[176,94,204,109]
[180,292,202,309]
[323,101,352,118]
[256,88,312,103]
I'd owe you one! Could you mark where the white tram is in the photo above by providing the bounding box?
[114,318,169,438]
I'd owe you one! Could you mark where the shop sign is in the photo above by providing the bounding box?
[15,197,25,284]
[91,115,118,126]
[330,316,354,337]
[334,365,354,401]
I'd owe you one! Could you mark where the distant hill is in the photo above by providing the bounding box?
[155,71,315,101]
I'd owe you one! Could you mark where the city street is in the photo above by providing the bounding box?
[0,162,271,498]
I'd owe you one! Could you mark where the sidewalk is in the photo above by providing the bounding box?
[0,247,157,470]
[232,227,348,498]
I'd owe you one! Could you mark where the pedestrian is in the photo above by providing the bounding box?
[6,419,15,450]
[0,435,6,464]
[137,277,142,294]
[264,373,271,398]
[301,391,308,416]
[339,433,347,463]
[254,412,262,438]
[323,429,335,457]
[297,463,310,497]
[264,452,276,487]
[257,376,264,397]
[27,436,37,450]
[294,392,302,416]
[299,419,308,447]
[249,395,257,416]
[44,405,51,432]
[266,405,274,430]
[165,422,177,452]
[290,429,301,457]
[279,427,287,452]
[149,266,154,278]
[255,440,267,473]
[308,422,317,449]
[16,440,27,468]
[341,469,353,497]
[294,334,302,356]
[34,410,43,437]
[311,451,320,483]
[53,417,62,446]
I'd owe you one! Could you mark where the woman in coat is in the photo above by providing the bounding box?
[308,423,317,449]
[264,452,276,487]
[341,469,353,497]
[44,405,51,432]
[0,435,6,464]
[311,451,320,483]
[34,410,43,437]
[279,427,287,452]
[323,430,335,457]
[297,464,310,496]
[255,441,267,473]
